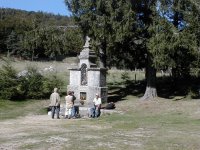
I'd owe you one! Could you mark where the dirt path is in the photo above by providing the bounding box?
[0,115,62,149]
[0,114,152,150]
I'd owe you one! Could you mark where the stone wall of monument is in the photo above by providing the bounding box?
[69,69,81,85]
[87,70,100,87]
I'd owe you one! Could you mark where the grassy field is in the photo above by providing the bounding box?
[0,96,200,150]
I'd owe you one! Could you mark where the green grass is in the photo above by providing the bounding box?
[0,99,48,120]
[107,69,145,86]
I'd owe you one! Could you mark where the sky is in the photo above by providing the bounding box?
[0,0,71,16]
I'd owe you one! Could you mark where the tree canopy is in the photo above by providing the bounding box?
[66,0,200,99]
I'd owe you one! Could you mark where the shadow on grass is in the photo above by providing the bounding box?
[107,80,146,103]
[157,76,200,99]
[108,76,200,103]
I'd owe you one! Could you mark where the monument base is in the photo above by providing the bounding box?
[67,85,107,107]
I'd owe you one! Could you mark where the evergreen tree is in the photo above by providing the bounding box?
[65,0,137,68]
[5,31,20,57]
[156,0,199,79]
[66,0,200,100]
[0,8,81,59]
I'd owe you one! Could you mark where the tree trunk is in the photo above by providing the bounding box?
[141,58,157,100]
[99,41,107,68]
[31,50,34,61]
[7,50,10,58]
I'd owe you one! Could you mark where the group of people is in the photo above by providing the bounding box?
[49,88,102,119]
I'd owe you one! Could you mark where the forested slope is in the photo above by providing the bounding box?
[0,8,83,60]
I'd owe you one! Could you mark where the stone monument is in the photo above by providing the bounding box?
[67,36,108,107]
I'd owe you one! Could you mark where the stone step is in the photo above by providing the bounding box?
[48,106,117,118]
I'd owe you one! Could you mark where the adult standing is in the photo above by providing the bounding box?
[65,91,73,119]
[93,93,102,118]
[50,88,61,119]
[71,91,77,118]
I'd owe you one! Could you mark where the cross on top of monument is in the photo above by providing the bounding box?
[83,36,91,48]
[79,36,97,68]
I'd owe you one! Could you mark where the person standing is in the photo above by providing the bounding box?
[71,91,77,118]
[50,88,61,119]
[65,91,73,119]
[93,93,102,118]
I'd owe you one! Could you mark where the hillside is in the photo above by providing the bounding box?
[0,8,83,60]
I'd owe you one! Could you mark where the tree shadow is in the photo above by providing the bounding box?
[107,80,146,103]
[107,76,200,103]
[157,76,200,99]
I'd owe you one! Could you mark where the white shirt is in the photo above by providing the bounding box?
[93,97,102,106]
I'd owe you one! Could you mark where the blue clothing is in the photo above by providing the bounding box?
[89,106,101,118]
[71,106,79,118]
[51,106,60,119]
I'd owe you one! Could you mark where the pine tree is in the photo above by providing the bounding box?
[65,0,137,68]
[5,31,20,57]
[66,0,200,100]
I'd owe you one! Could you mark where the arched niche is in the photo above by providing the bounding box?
[80,63,87,85]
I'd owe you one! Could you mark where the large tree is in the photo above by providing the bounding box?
[66,0,200,100]
[65,0,137,68]
[157,0,200,79]
[140,0,200,99]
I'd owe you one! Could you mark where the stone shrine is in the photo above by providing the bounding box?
[67,36,107,107]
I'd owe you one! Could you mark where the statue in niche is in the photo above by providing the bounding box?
[81,63,87,85]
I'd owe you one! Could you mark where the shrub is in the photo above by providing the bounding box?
[18,66,44,99]
[121,71,130,85]
[19,66,64,99]
[0,60,21,99]
[42,73,64,98]
[188,86,199,99]
[0,61,64,100]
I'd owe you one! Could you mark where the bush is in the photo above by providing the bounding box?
[19,66,45,99]
[0,61,64,100]
[18,66,64,99]
[0,60,20,99]
[188,86,199,99]
[121,71,130,85]
[42,74,64,98]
